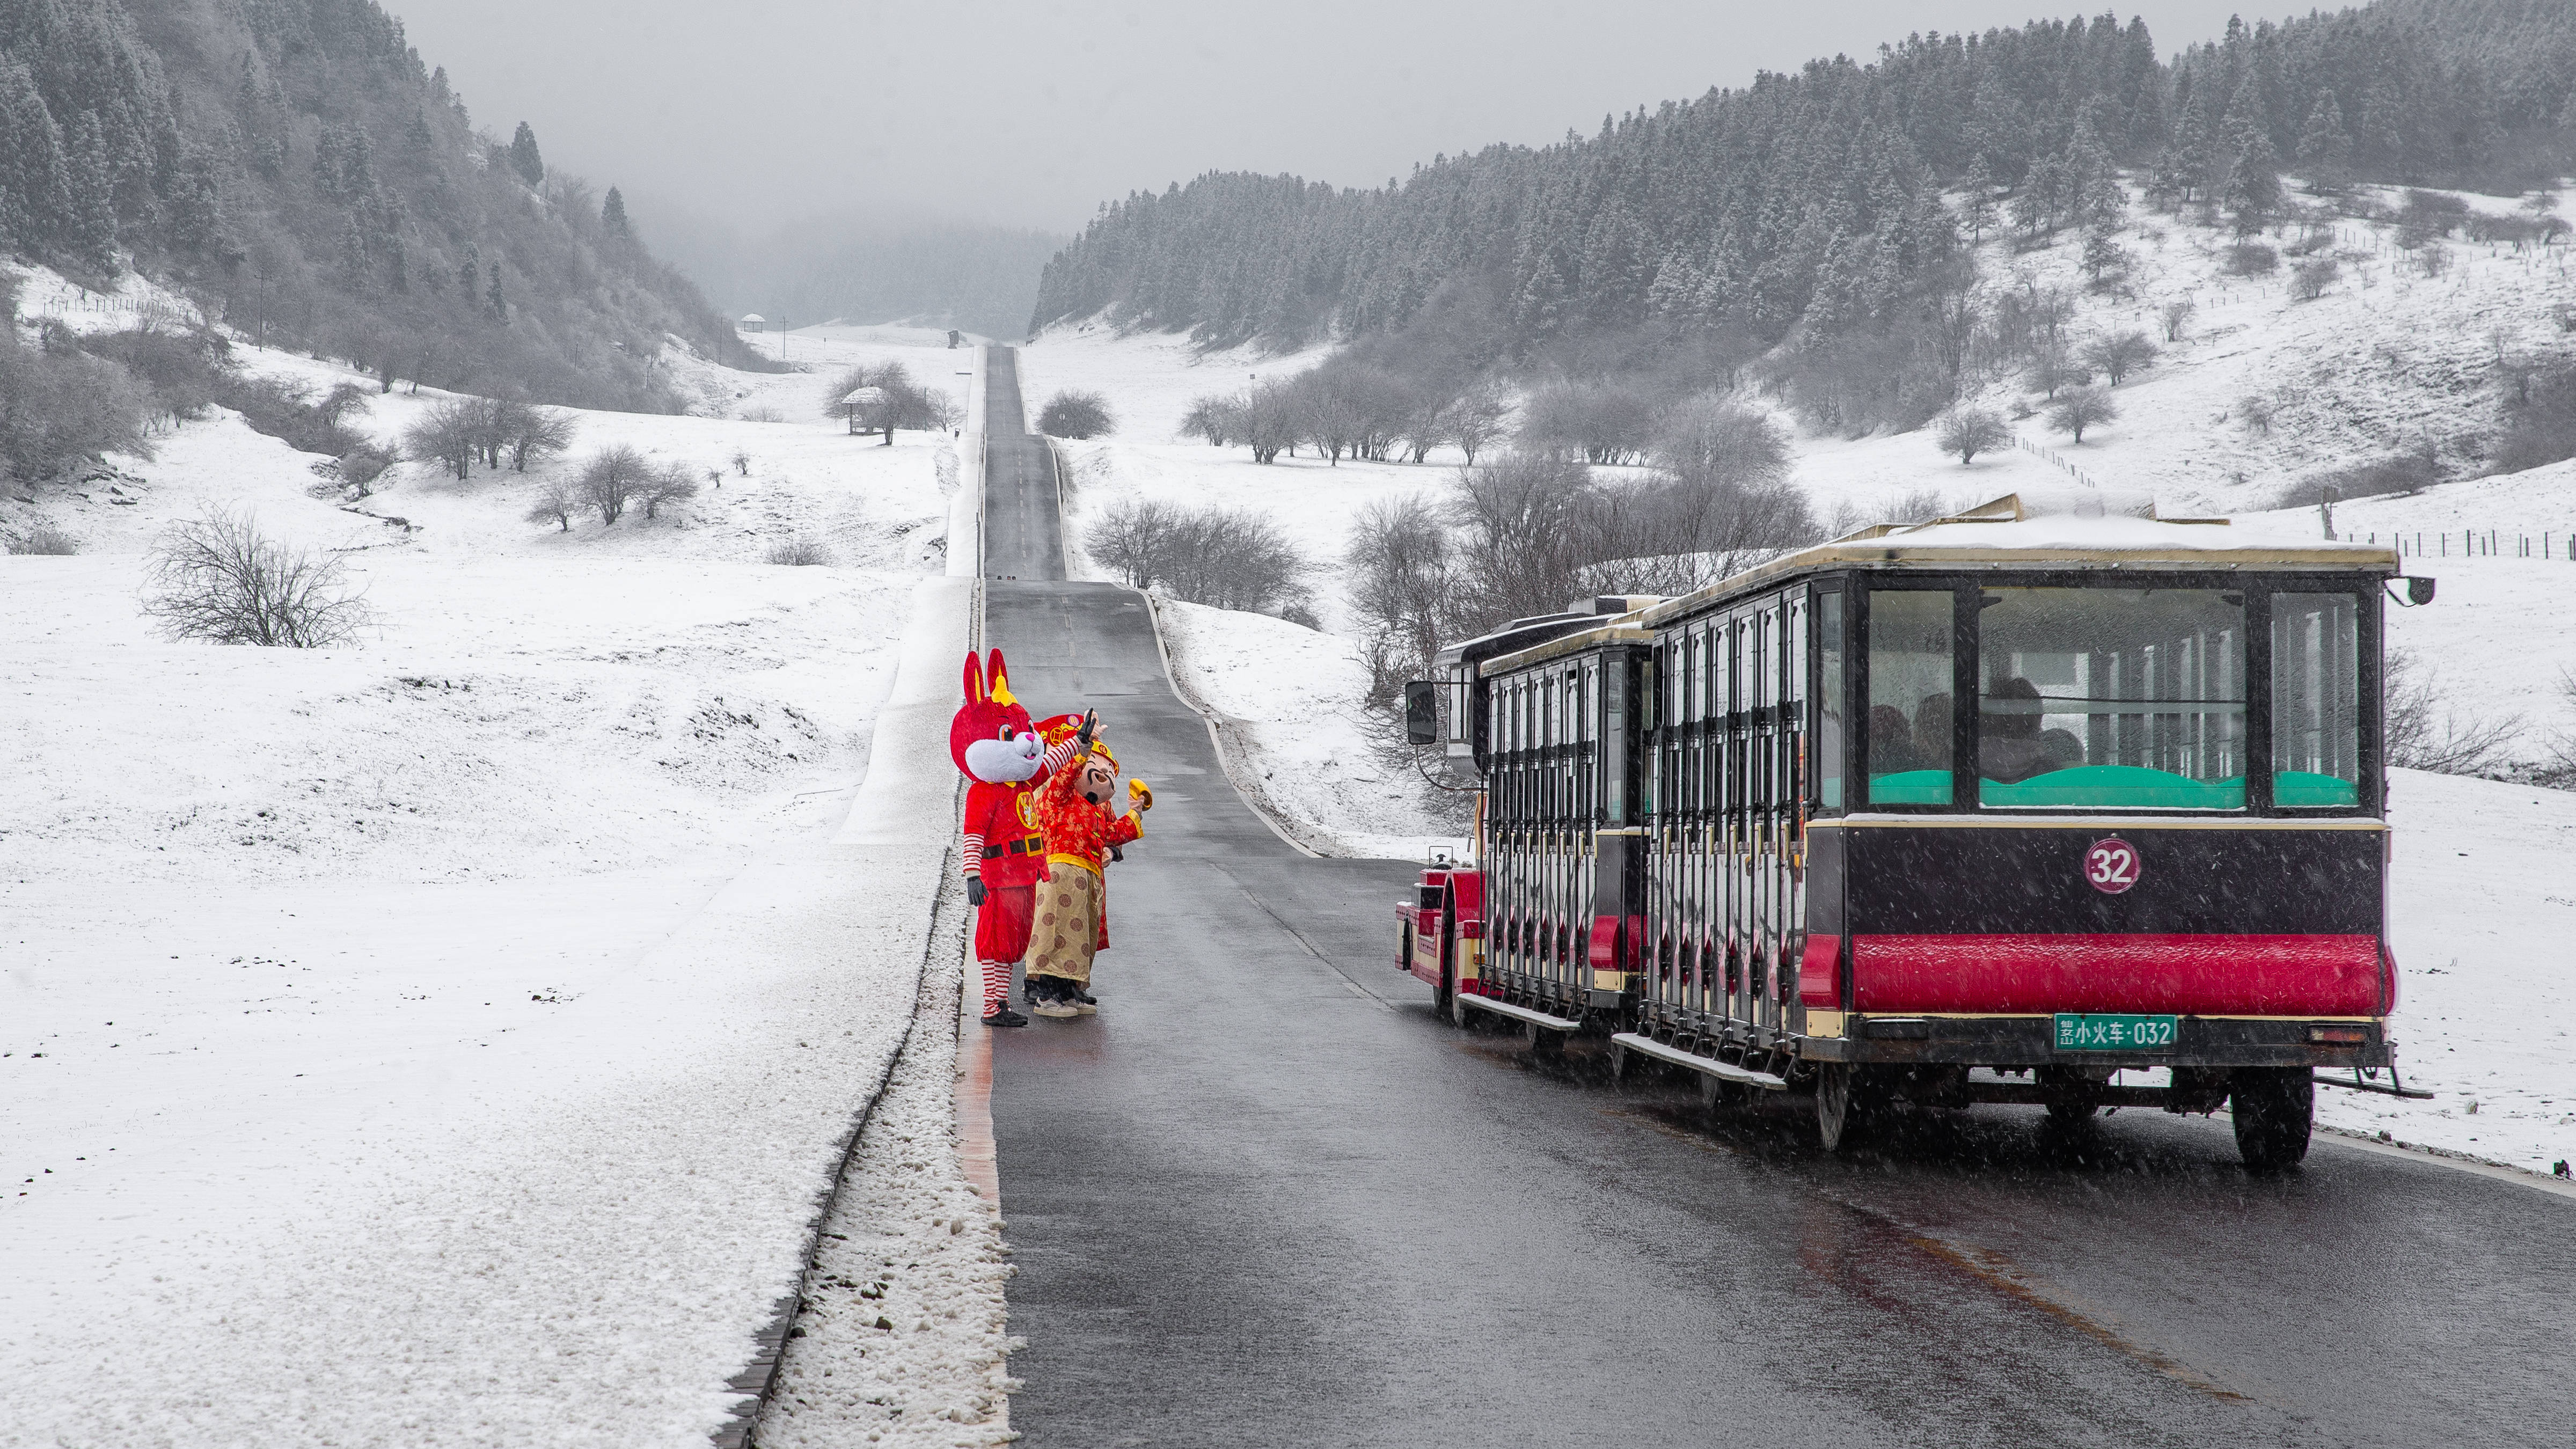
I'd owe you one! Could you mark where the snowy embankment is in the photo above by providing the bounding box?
[2,288,987,1444]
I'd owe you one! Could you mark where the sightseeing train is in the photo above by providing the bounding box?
[1396,491,2431,1168]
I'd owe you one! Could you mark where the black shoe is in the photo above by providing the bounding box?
[982,1006,1029,1028]
[1072,985,1097,1005]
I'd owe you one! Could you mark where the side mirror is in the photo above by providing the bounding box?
[2406,576,2436,606]
[1403,680,1439,745]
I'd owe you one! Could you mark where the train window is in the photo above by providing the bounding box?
[1867,590,1956,805]
[1976,587,2246,809]
[1817,590,1845,810]
[2272,592,2361,808]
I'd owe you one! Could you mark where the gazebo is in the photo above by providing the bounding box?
[737,313,765,332]
[837,385,893,443]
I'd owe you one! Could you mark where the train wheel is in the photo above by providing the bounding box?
[2231,1067,2315,1172]
[1435,963,1455,1019]
[1447,981,1473,1029]
[1816,1063,1872,1151]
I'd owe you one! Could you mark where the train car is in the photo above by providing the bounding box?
[1400,491,2430,1169]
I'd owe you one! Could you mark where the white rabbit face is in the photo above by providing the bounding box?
[963,727,1044,783]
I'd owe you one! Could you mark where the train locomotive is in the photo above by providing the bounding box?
[1397,491,2428,1169]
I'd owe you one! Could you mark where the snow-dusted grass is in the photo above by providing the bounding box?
[1,311,982,1443]
[1153,598,1466,862]
[2330,769,2576,1176]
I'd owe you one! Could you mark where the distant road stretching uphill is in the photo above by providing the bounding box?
[974,347,2576,1447]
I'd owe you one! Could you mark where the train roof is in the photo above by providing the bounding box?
[1476,490,2402,678]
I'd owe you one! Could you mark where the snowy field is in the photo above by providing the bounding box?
[2,281,986,1445]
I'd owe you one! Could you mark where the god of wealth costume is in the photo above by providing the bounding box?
[1022,737,1148,1016]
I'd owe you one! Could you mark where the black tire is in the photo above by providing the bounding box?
[1447,980,1473,1029]
[1817,1063,1872,1151]
[1434,962,1454,1019]
[2231,1067,2315,1172]
[2037,1065,2107,1126]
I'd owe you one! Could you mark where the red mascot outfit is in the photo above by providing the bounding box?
[952,649,1077,1027]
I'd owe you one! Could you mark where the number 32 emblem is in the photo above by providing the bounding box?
[2085,837,2140,894]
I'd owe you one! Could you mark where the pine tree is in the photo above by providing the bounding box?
[487,260,507,321]
[62,110,120,268]
[508,122,544,186]
[338,215,371,289]
[602,186,628,237]
[167,148,223,255]
[0,60,70,250]
[2296,93,2351,193]
[457,243,479,301]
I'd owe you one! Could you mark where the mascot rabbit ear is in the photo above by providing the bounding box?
[962,652,987,705]
[987,649,1015,707]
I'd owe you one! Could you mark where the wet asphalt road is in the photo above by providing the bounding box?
[976,347,2576,1448]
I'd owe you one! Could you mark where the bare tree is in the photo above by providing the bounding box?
[1180,393,1245,447]
[402,398,482,480]
[1518,380,1657,464]
[2046,385,2118,443]
[1652,394,1789,489]
[525,480,576,532]
[1084,498,1307,613]
[2024,343,2091,400]
[577,444,652,524]
[2159,298,2197,342]
[1934,407,2011,464]
[1242,379,1301,464]
[2387,649,2524,773]
[142,509,371,647]
[1344,493,1455,700]
[2291,257,2340,301]
[2080,331,2160,385]
[730,447,752,477]
[500,404,577,471]
[1447,385,1509,465]
[637,463,699,519]
[1038,390,1115,438]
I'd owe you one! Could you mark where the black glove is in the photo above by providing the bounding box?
[966,876,986,906]
[1108,844,1125,865]
[1075,708,1098,751]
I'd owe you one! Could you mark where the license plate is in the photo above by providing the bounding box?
[2053,1013,2178,1051]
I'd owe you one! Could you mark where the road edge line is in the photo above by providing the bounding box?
[1135,589,1326,859]
[2313,1123,2576,1202]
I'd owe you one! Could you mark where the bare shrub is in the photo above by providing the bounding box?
[738,406,785,423]
[577,444,653,524]
[2274,445,2442,507]
[404,398,484,481]
[638,464,699,519]
[1652,394,1788,489]
[2388,649,2522,774]
[2024,343,2091,399]
[1933,407,2011,464]
[1518,379,1657,464]
[2239,393,2276,434]
[525,480,577,532]
[499,403,577,471]
[213,375,371,457]
[2080,331,2158,385]
[7,524,79,554]
[1180,393,1244,447]
[2414,241,2451,279]
[2223,242,2278,276]
[2291,257,2341,301]
[0,345,154,480]
[1084,499,1307,613]
[1037,390,1115,439]
[335,445,395,497]
[730,447,752,476]
[2045,385,2117,443]
[765,537,833,566]
[2159,299,2197,342]
[1344,493,1455,704]
[142,510,371,647]
[1446,385,1509,465]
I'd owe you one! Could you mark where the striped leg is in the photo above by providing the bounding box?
[980,957,1011,1015]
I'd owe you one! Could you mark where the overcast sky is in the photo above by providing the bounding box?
[390,2,2263,236]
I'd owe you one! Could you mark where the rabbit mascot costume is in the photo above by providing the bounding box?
[952,649,1079,1027]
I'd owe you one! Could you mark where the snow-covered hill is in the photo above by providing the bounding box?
[1,297,988,1444]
